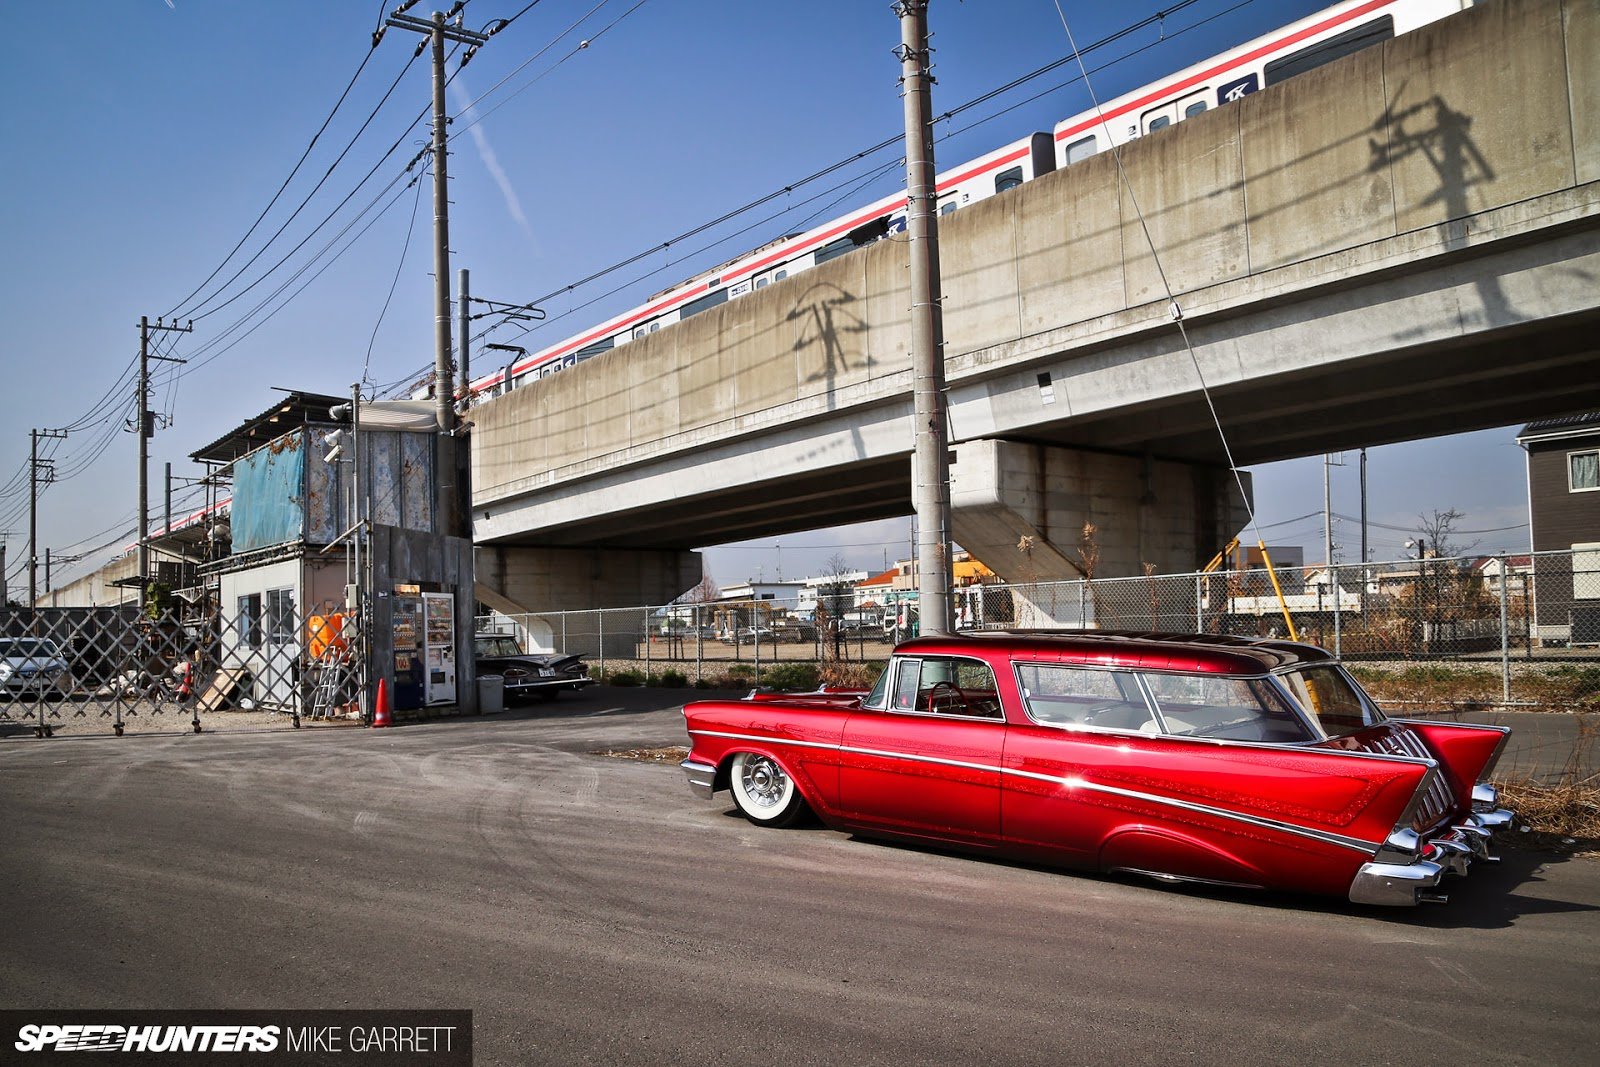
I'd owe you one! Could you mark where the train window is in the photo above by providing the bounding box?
[678,286,730,320]
[940,201,957,216]
[1264,15,1393,86]
[1142,100,1176,134]
[1063,134,1096,165]
[755,277,768,290]
[575,337,614,361]
[633,327,645,339]
[814,236,856,265]
[1184,100,1208,119]
[649,322,660,333]
[994,165,1024,194]
[775,270,787,281]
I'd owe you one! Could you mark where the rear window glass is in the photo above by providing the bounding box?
[1277,665,1384,737]
[1144,673,1313,743]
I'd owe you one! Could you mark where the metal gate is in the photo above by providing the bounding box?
[0,599,367,738]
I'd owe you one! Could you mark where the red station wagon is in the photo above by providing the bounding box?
[681,631,1516,907]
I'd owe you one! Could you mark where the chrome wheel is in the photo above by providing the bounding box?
[729,751,807,827]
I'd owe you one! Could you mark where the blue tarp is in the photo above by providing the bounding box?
[232,431,307,552]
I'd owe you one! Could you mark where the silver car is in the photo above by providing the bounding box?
[0,637,73,700]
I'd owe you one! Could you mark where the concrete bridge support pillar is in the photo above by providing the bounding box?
[475,545,702,656]
[475,545,702,617]
[950,439,1250,587]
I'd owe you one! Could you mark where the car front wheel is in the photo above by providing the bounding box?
[728,752,807,827]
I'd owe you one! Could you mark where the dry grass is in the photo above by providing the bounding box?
[1493,718,1600,855]
[1351,663,1600,714]
[1494,777,1600,856]
[593,745,689,764]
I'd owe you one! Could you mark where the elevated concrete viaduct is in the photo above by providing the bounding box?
[472,0,1600,612]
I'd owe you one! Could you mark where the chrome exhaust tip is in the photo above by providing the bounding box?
[1417,891,1450,905]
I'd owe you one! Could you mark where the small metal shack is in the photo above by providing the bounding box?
[196,391,474,717]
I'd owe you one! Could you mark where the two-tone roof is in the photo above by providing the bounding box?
[895,630,1335,675]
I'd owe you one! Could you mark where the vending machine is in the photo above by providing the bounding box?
[390,594,424,710]
[422,592,457,705]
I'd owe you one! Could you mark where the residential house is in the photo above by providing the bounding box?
[1517,414,1600,644]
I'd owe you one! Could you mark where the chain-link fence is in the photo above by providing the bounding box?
[480,549,1599,701]
[0,598,365,737]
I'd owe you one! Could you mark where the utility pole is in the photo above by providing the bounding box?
[458,267,471,398]
[136,316,191,601]
[383,4,487,539]
[29,428,67,608]
[895,0,952,637]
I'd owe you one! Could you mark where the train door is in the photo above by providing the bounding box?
[752,265,790,292]
[1142,89,1211,134]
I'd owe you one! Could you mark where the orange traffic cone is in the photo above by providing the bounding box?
[371,678,392,728]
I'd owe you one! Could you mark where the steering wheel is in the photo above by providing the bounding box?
[925,680,966,713]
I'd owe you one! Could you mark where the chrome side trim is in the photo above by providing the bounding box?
[687,728,1382,855]
[1111,867,1262,891]
[1003,765,1381,855]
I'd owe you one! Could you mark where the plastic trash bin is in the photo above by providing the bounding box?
[477,674,505,714]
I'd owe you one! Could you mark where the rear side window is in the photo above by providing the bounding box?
[1016,664,1152,731]
[1144,673,1313,743]
[1264,16,1394,86]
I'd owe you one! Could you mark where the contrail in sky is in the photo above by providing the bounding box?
[450,75,537,247]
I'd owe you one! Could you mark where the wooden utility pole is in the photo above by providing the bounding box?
[383,5,487,539]
[895,0,953,636]
[29,427,67,607]
[136,316,190,601]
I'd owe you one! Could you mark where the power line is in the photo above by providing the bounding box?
[162,43,386,320]
[183,47,425,323]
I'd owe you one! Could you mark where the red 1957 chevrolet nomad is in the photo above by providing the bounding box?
[681,631,1515,907]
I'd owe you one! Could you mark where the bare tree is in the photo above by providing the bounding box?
[1413,509,1479,562]
[679,575,721,604]
[817,553,855,659]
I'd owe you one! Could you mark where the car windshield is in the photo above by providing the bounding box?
[1276,665,1384,738]
[476,635,521,657]
[0,639,60,659]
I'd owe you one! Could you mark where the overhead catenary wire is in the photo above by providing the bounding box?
[443,1,1259,362]
[363,166,430,385]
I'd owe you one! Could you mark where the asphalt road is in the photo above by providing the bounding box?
[1,689,1596,1066]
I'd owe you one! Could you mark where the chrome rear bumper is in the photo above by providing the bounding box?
[1349,796,1516,906]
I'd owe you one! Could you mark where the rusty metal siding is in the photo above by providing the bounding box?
[368,432,403,527]
[401,432,434,532]
[305,428,339,545]
[232,431,308,552]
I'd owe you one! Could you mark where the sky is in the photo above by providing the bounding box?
[0,0,1536,596]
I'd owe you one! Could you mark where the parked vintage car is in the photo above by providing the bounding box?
[0,637,73,700]
[474,634,596,702]
[681,631,1516,907]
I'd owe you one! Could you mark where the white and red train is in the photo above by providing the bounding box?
[464,0,1476,400]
